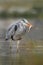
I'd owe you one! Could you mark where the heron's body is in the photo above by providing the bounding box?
[6,21,27,40]
[5,18,32,51]
[14,22,27,40]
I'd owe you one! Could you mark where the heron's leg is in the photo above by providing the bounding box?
[17,40,20,52]
[11,35,14,40]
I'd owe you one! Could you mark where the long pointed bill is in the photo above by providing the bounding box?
[28,24,32,32]
[26,23,32,32]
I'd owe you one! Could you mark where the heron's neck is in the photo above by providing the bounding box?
[20,21,27,28]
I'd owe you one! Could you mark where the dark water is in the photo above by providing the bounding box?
[0,18,43,65]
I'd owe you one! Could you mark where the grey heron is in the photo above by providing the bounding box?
[5,18,32,51]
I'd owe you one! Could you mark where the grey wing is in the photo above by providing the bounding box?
[5,23,18,40]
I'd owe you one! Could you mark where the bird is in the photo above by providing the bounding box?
[5,18,32,51]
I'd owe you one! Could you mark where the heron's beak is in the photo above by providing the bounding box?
[26,22,32,32]
[26,22,32,27]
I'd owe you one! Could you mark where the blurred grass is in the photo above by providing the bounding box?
[0,0,43,19]
[0,7,43,19]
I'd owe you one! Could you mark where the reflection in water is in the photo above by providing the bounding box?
[0,53,43,65]
[0,41,43,65]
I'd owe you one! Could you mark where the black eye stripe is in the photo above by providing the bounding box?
[22,20,25,23]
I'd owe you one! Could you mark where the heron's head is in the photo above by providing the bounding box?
[22,18,32,32]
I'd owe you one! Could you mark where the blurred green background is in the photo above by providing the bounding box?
[0,0,43,19]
